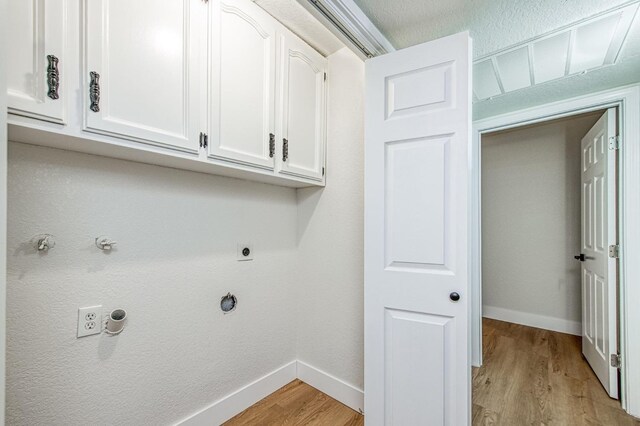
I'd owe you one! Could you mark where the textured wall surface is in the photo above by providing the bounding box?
[6,47,366,425]
[255,0,343,56]
[351,0,640,119]
[7,143,298,425]
[296,47,365,390]
[482,112,602,324]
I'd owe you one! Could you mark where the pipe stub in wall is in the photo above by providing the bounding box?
[105,308,127,335]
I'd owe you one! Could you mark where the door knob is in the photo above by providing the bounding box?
[574,254,586,262]
[449,292,460,302]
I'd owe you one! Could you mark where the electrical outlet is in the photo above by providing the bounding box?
[237,243,254,261]
[77,305,103,337]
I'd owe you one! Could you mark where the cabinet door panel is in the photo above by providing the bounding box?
[209,0,276,169]
[84,0,200,153]
[8,0,66,123]
[278,33,326,181]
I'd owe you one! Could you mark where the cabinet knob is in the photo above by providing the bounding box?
[449,292,460,302]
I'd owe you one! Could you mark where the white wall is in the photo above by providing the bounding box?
[6,143,298,424]
[5,46,366,425]
[296,47,365,391]
[481,112,602,333]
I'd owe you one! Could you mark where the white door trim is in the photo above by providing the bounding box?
[470,84,640,417]
[0,0,7,422]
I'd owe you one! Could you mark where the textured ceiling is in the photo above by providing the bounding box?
[352,0,640,119]
[254,0,344,56]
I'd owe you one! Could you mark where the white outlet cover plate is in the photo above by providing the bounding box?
[77,305,103,337]
[237,243,254,261]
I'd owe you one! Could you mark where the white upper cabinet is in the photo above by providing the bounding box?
[8,0,66,124]
[209,0,277,170]
[7,0,328,187]
[277,31,327,181]
[83,0,201,154]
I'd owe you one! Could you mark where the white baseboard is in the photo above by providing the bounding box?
[483,305,581,336]
[176,360,297,426]
[296,360,364,414]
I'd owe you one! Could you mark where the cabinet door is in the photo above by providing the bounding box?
[83,0,201,154]
[7,0,66,124]
[278,32,326,181]
[209,0,277,169]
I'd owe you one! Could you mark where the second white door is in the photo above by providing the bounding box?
[580,108,619,398]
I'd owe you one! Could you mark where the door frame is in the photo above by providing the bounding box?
[0,0,7,422]
[470,84,640,417]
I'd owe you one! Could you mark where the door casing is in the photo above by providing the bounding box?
[470,84,640,417]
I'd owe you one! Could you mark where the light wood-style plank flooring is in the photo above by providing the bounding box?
[226,318,639,425]
[473,318,640,425]
[224,379,363,425]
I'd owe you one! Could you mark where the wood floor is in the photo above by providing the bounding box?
[473,318,640,425]
[224,380,363,425]
[225,318,639,425]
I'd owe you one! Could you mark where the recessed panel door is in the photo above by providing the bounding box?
[365,32,471,425]
[8,0,66,124]
[580,108,618,398]
[209,0,277,169]
[278,32,326,181]
[83,0,201,153]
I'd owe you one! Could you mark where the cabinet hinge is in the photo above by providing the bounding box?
[609,244,620,259]
[199,132,208,149]
[322,167,325,176]
[324,72,327,82]
[611,353,622,369]
[609,135,621,150]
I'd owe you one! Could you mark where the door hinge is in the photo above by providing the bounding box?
[609,135,620,150]
[611,353,622,369]
[199,132,208,149]
[269,133,275,158]
[324,72,327,82]
[322,167,325,176]
[609,244,620,259]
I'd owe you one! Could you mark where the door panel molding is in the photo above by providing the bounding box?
[580,109,617,398]
[365,31,471,425]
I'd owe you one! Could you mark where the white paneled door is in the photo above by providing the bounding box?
[580,108,618,398]
[83,0,201,153]
[8,0,66,124]
[278,31,327,181]
[209,0,277,169]
[364,32,471,425]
